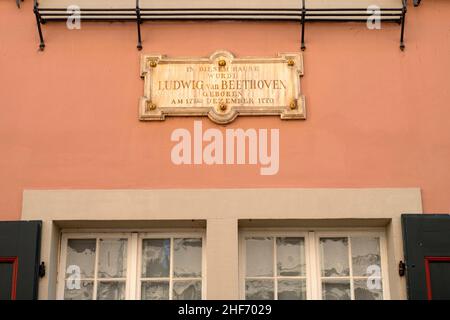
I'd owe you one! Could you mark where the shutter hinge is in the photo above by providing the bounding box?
[399,260,406,277]
[39,262,46,278]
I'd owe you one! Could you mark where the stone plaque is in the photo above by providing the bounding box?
[139,50,305,124]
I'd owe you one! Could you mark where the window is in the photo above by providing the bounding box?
[58,232,205,300]
[243,234,309,300]
[138,236,203,300]
[240,230,389,300]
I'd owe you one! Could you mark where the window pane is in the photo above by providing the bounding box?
[245,279,274,300]
[64,280,93,300]
[141,281,169,300]
[66,239,96,278]
[142,239,170,278]
[322,280,351,300]
[246,237,273,277]
[173,238,202,278]
[278,279,306,300]
[277,237,305,276]
[173,280,202,300]
[98,239,127,278]
[320,237,349,277]
[97,281,125,300]
[351,237,381,277]
[354,279,383,300]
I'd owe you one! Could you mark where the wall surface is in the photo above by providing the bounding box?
[1,1,450,220]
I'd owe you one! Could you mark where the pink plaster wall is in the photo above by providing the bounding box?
[0,1,449,220]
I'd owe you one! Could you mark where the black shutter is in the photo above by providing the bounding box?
[0,221,42,300]
[402,214,450,300]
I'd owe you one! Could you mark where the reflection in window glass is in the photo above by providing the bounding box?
[278,279,306,300]
[98,239,127,278]
[140,237,203,300]
[354,279,383,300]
[277,237,305,276]
[246,237,273,277]
[66,239,96,278]
[174,238,202,278]
[64,238,128,300]
[320,238,349,277]
[173,280,202,300]
[97,281,126,300]
[141,239,170,278]
[64,280,93,300]
[319,236,384,300]
[141,281,169,300]
[322,280,351,300]
[244,236,307,300]
[351,237,381,276]
[245,280,274,300]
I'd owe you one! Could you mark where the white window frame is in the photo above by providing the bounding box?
[239,228,390,300]
[57,230,206,300]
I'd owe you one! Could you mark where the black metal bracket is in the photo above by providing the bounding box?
[301,0,306,51]
[136,0,143,50]
[400,0,407,50]
[33,0,45,50]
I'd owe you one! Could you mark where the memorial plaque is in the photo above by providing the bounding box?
[139,50,305,124]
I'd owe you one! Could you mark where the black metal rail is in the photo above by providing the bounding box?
[32,0,408,51]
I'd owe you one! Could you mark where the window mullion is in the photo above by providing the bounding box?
[169,237,174,300]
[379,234,390,300]
[201,234,206,300]
[93,237,100,300]
[348,236,355,300]
[128,233,138,300]
[310,231,321,300]
[273,237,277,300]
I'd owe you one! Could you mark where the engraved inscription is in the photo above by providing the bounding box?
[140,50,305,124]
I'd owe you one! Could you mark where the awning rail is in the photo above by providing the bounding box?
[31,0,408,51]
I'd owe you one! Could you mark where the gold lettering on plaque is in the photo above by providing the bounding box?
[139,50,305,124]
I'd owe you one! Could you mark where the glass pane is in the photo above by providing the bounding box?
[278,279,306,300]
[320,237,349,277]
[173,238,202,278]
[64,280,93,300]
[142,239,170,278]
[172,280,202,300]
[322,280,351,300]
[141,281,169,300]
[245,279,274,300]
[351,237,381,277]
[354,279,383,300]
[97,281,125,300]
[98,238,127,278]
[245,237,273,277]
[277,237,305,276]
[66,239,96,278]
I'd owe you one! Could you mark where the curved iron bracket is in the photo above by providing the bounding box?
[33,0,45,50]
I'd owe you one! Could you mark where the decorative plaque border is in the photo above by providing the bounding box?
[139,50,305,124]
